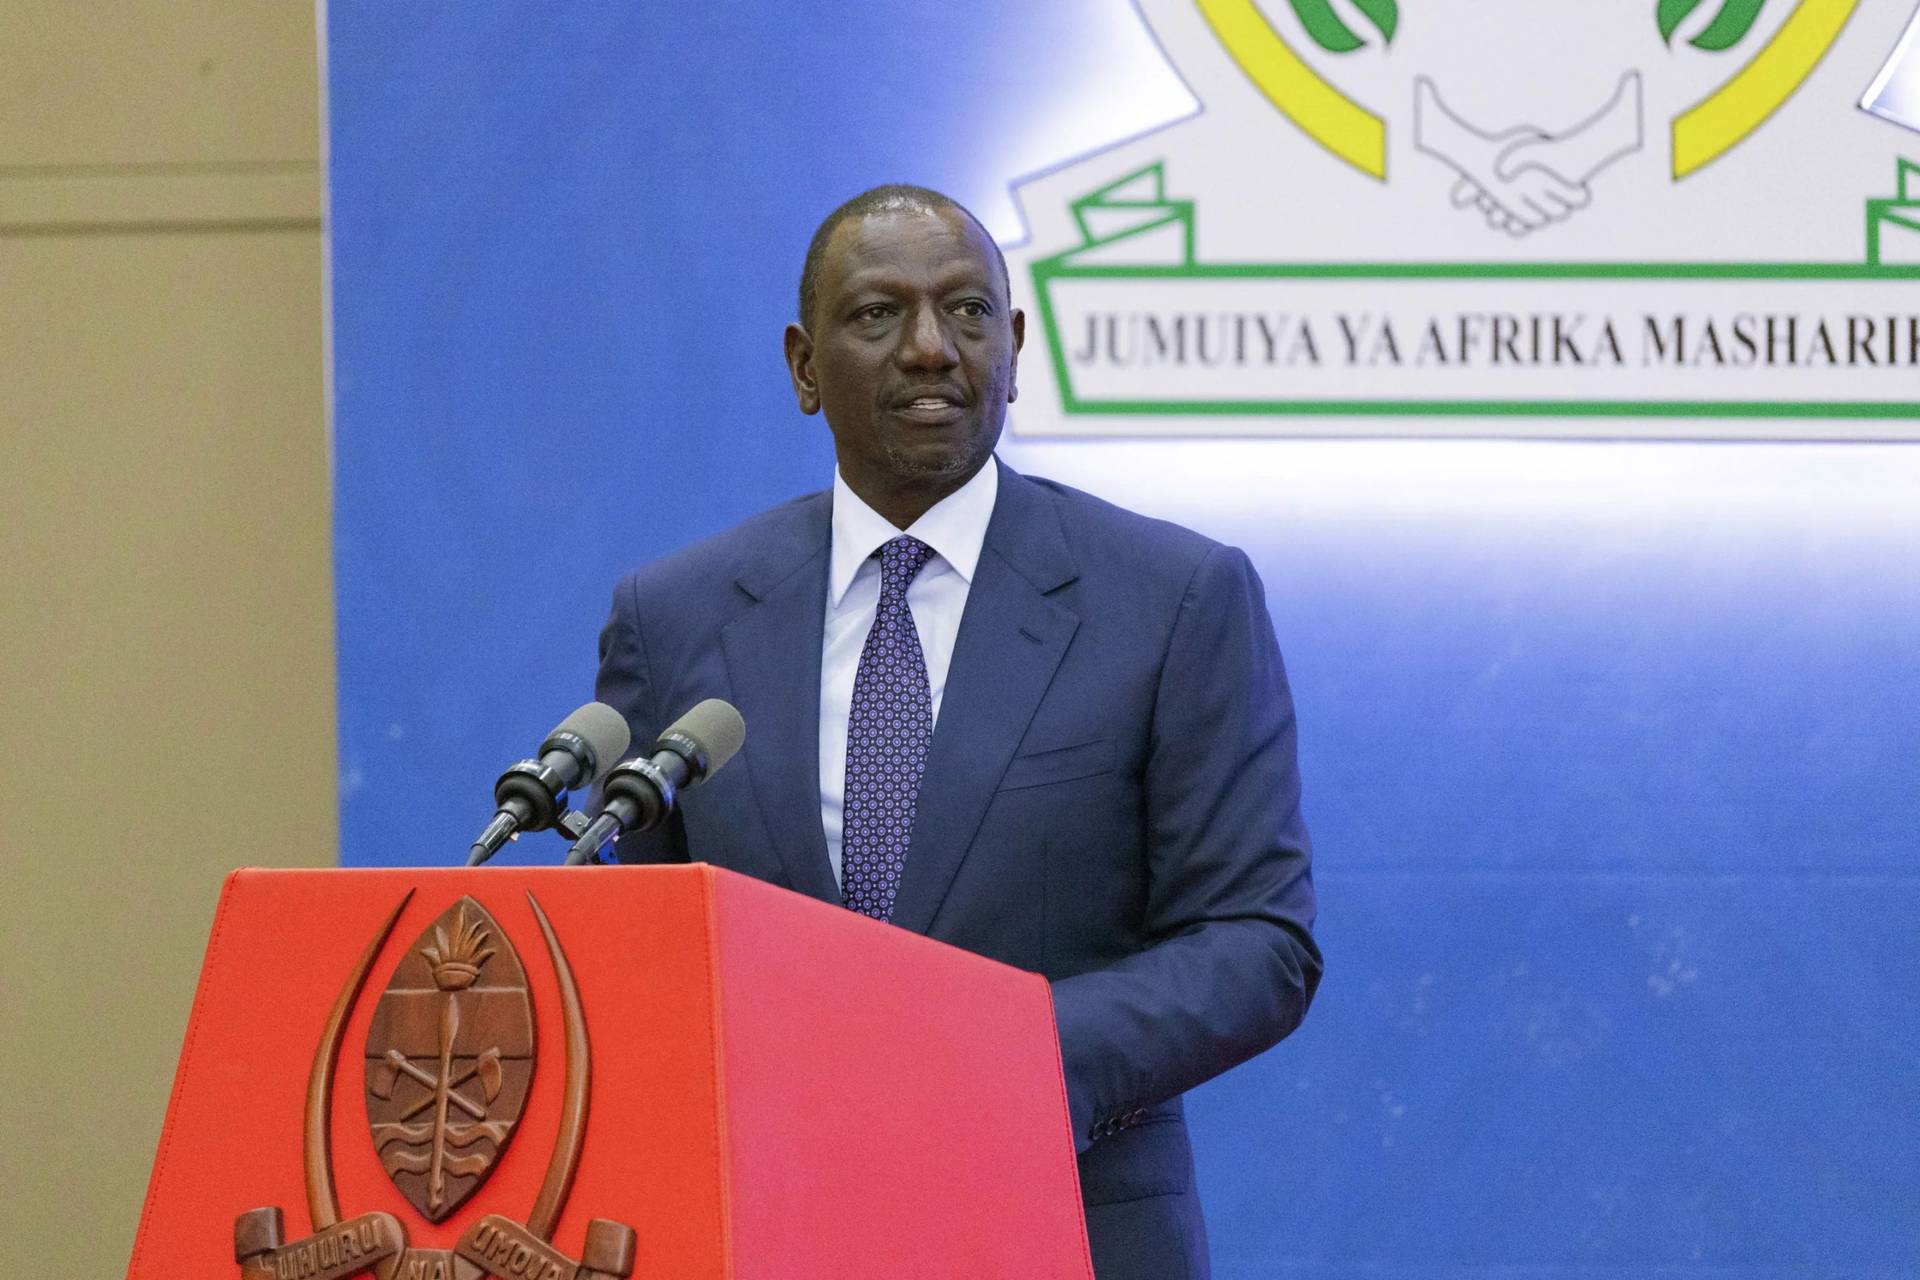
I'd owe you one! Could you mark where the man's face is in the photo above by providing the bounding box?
[785,206,1024,523]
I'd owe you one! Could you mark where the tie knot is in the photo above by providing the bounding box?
[878,536,934,587]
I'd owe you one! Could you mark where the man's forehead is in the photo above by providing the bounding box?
[822,207,1002,290]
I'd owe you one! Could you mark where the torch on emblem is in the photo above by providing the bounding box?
[365,898,535,1222]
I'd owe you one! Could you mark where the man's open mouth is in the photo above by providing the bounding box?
[892,392,967,422]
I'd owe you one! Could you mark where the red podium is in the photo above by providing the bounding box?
[127,865,1092,1279]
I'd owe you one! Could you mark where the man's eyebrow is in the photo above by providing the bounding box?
[836,266,998,296]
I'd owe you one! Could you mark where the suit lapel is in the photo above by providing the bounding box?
[719,494,841,905]
[888,467,1081,936]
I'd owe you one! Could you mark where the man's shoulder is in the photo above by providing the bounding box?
[1012,470,1229,587]
[615,488,829,602]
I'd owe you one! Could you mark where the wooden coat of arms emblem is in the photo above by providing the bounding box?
[231,892,636,1280]
[365,899,534,1222]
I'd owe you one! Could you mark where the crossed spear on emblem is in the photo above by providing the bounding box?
[372,1042,503,1121]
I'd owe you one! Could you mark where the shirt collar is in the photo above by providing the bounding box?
[828,459,999,608]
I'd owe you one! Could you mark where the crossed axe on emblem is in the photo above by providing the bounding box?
[370,1046,504,1117]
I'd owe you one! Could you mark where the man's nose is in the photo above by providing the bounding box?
[896,302,958,369]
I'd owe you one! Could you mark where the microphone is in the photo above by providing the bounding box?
[468,702,632,866]
[565,698,746,865]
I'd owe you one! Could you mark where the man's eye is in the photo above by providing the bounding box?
[854,304,893,322]
[953,299,991,318]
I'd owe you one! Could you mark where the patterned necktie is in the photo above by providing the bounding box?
[841,535,936,920]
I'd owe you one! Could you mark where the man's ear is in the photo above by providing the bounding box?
[1008,308,1025,404]
[784,323,821,415]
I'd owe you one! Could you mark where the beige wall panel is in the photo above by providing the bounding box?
[0,0,318,167]
[1,1,328,1271]
[0,224,334,1274]
[0,165,320,229]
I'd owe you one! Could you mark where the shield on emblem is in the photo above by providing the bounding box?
[364,897,534,1222]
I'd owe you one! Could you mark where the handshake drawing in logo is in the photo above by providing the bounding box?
[1414,72,1645,237]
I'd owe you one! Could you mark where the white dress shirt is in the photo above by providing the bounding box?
[819,460,998,888]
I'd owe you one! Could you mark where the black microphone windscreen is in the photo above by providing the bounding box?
[550,701,633,783]
[666,698,746,776]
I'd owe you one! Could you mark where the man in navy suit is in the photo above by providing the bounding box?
[595,186,1320,1280]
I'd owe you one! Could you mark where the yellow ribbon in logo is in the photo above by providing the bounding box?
[1197,0,1388,179]
[1672,0,1859,178]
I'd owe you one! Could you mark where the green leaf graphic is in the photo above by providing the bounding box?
[1287,0,1397,52]
[1351,0,1399,43]
[1657,0,1707,44]
[1289,0,1363,51]
[1688,0,1766,50]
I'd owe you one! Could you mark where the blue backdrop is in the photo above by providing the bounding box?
[326,5,1919,1274]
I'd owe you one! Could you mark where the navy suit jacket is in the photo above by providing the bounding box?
[595,461,1320,1280]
